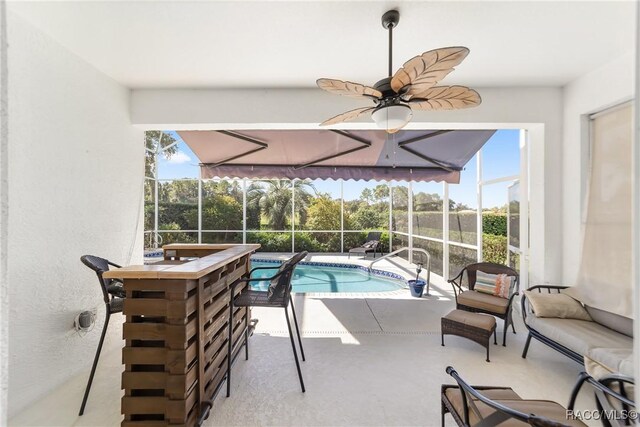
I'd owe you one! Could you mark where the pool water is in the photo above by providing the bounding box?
[249,261,403,293]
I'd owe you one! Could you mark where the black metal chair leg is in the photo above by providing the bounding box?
[522,333,532,358]
[511,316,516,334]
[284,306,305,393]
[493,329,497,345]
[289,298,305,362]
[79,310,110,416]
[226,301,234,397]
[502,319,508,346]
[245,307,249,361]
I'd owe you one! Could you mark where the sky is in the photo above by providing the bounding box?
[155,129,521,208]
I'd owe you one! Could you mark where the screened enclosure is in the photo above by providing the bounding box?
[144,129,525,280]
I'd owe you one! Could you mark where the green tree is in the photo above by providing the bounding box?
[306,195,341,230]
[392,185,408,207]
[414,192,443,211]
[351,205,385,229]
[158,180,198,204]
[201,195,243,230]
[373,184,390,201]
[359,188,373,204]
[256,180,315,230]
[245,182,264,229]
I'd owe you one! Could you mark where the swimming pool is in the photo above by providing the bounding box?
[249,260,404,293]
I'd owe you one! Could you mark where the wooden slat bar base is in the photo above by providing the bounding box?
[108,244,258,427]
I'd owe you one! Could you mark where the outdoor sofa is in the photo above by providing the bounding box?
[521,285,634,379]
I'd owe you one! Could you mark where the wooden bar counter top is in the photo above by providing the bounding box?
[104,244,260,427]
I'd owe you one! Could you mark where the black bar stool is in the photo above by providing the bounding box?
[78,255,125,416]
[226,251,308,396]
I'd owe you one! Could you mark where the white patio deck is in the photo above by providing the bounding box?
[10,254,597,426]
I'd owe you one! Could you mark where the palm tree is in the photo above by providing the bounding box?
[250,179,315,230]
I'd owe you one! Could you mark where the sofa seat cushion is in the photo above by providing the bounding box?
[585,347,634,378]
[444,387,586,426]
[526,316,633,356]
[458,291,509,314]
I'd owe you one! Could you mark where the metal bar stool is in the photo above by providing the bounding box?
[226,251,308,397]
[78,255,125,416]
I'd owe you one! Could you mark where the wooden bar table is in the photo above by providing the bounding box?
[103,244,260,427]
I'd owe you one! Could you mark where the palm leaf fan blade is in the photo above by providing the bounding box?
[409,86,481,110]
[320,107,376,126]
[390,47,469,97]
[316,78,382,99]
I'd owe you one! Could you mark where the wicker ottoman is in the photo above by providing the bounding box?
[441,309,497,362]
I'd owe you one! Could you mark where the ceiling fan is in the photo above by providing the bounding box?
[317,10,481,133]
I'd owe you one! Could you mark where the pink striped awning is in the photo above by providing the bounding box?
[178,129,495,183]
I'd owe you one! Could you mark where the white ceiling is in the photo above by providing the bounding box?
[9,1,636,89]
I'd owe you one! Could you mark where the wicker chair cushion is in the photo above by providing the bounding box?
[443,309,496,331]
[526,316,633,356]
[444,387,586,426]
[457,291,509,314]
[523,291,592,321]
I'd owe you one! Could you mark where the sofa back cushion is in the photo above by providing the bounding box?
[585,305,633,337]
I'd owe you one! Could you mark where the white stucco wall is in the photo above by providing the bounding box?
[0,0,8,424]
[562,50,635,285]
[131,86,564,287]
[6,13,143,416]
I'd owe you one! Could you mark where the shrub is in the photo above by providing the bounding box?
[247,232,292,252]
[482,233,507,264]
[294,232,340,252]
[482,213,507,237]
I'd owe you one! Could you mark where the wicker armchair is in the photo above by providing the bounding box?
[78,255,125,416]
[442,366,587,427]
[448,262,519,346]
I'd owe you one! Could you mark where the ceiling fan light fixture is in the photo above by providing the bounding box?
[371,104,412,133]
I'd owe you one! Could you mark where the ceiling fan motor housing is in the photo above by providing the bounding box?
[374,77,407,106]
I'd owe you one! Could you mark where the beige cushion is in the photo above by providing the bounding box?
[444,387,586,426]
[458,291,510,314]
[444,309,496,331]
[584,347,634,378]
[585,305,633,337]
[523,290,591,320]
[526,316,633,356]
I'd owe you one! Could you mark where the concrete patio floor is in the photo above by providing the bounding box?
[10,255,598,426]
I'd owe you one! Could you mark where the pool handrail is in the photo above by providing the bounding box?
[368,247,431,296]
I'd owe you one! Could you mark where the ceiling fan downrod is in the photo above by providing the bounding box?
[382,10,400,77]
